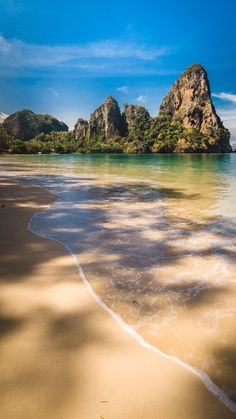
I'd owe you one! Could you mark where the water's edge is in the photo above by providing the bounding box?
[16,176,236,414]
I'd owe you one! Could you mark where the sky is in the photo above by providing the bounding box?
[0,0,235,144]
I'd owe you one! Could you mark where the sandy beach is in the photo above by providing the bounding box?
[0,178,235,419]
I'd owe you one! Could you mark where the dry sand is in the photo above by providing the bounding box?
[0,178,235,419]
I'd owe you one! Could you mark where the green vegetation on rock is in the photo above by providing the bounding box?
[2,109,68,141]
[0,64,232,154]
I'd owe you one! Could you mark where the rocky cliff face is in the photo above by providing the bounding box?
[159,64,231,152]
[74,118,89,140]
[3,109,68,140]
[89,96,125,141]
[123,104,150,139]
[72,65,232,153]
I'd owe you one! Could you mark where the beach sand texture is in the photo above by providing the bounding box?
[0,178,235,418]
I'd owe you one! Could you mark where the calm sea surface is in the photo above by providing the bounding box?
[1,153,236,406]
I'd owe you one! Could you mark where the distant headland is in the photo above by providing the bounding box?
[0,64,232,154]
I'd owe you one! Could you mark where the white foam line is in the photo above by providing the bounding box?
[14,176,236,414]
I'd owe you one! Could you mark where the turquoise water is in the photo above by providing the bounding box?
[1,153,236,409]
[2,152,236,216]
[2,153,236,225]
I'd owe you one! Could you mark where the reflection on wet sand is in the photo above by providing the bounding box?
[1,153,236,404]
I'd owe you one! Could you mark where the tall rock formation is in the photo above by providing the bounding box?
[123,104,151,139]
[159,64,231,152]
[3,109,68,140]
[74,118,89,140]
[72,65,232,153]
[89,96,125,141]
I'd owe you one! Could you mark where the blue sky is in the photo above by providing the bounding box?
[0,0,235,143]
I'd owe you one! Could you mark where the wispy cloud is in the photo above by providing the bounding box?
[117,86,129,94]
[0,35,171,67]
[48,88,59,98]
[0,36,11,53]
[212,92,236,104]
[136,95,148,103]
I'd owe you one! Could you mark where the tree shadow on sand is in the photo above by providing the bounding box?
[1,176,236,418]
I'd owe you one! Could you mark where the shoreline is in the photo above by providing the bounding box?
[26,177,236,414]
[0,176,235,418]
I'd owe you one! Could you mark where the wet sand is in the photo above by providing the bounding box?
[0,178,235,419]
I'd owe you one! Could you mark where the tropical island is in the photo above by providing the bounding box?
[0,64,232,154]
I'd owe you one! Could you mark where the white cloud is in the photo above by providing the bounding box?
[0,112,9,123]
[212,92,236,104]
[0,35,171,72]
[116,86,129,94]
[136,95,148,103]
[0,35,11,53]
